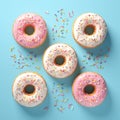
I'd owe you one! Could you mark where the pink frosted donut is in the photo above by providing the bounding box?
[13,13,47,48]
[72,72,107,107]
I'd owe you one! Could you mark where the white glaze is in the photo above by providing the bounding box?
[12,72,47,107]
[73,13,107,48]
[43,43,78,78]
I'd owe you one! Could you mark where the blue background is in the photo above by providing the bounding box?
[0,0,120,120]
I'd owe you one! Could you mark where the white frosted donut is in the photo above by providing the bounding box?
[43,43,78,78]
[12,72,47,107]
[73,13,107,48]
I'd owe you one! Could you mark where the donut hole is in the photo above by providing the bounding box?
[54,55,66,66]
[84,25,95,35]
[84,84,95,94]
[24,84,35,95]
[24,25,35,35]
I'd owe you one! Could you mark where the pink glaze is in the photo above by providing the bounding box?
[13,13,47,48]
[72,72,107,107]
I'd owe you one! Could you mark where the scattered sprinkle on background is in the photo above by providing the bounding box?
[10,9,110,112]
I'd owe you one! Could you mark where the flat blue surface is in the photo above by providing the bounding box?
[0,0,120,120]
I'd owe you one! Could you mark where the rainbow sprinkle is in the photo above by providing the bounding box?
[52,9,74,40]
[52,82,74,112]
[10,47,41,70]
[81,46,110,70]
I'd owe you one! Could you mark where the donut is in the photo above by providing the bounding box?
[12,72,48,107]
[72,72,107,107]
[72,13,107,48]
[43,43,78,78]
[13,13,47,48]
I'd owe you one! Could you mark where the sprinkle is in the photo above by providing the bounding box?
[68,12,71,18]
[57,106,65,112]
[59,89,63,93]
[54,100,58,107]
[62,98,69,103]
[10,47,15,52]
[81,47,110,69]
[43,106,49,111]
[58,93,64,96]
[68,10,74,18]
[11,55,16,59]
[80,66,85,70]
[45,11,49,14]
[52,9,74,40]
[68,104,74,110]
[57,84,61,88]
[35,66,40,70]
[52,82,74,112]
[10,47,41,70]
[72,10,74,16]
